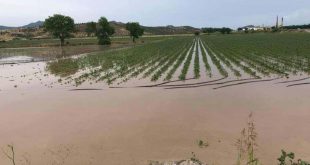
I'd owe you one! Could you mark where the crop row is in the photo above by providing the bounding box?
[201,33,310,78]
[47,36,195,86]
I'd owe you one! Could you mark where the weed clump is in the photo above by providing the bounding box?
[236,113,259,165]
[278,150,310,165]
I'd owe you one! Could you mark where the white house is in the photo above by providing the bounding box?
[239,25,265,31]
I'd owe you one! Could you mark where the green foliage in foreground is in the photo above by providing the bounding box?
[278,150,310,165]
[47,58,79,77]
[236,113,259,165]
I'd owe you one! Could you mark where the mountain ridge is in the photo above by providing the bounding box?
[0,21,199,35]
[0,21,44,30]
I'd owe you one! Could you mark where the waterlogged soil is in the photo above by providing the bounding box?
[1,61,310,165]
[0,44,133,64]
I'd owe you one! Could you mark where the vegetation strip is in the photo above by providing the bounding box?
[203,39,262,78]
[202,33,310,78]
[46,37,195,86]
[199,39,212,77]
[201,41,228,77]
[203,40,241,77]
[194,38,200,79]
[151,41,190,81]
[44,34,310,88]
[179,40,196,80]
[164,40,195,81]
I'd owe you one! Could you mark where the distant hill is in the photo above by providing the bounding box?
[0,26,14,30]
[0,21,44,30]
[108,21,199,35]
[21,21,44,28]
[1,20,199,40]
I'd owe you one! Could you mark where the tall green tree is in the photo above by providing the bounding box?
[44,14,75,46]
[96,17,115,45]
[220,27,233,34]
[126,22,144,42]
[85,21,97,37]
[194,31,200,36]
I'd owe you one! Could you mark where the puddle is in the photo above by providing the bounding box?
[0,44,133,64]
[0,55,40,64]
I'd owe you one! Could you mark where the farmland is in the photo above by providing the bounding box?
[39,33,310,88]
[0,36,169,64]
[3,0,310,164]
[1,33,310,165]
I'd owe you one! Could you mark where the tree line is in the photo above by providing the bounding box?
[201,27,233,34]
[283,24,310,30]
[44,14,144,46]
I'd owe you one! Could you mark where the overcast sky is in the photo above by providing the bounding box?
[1,0,310,28]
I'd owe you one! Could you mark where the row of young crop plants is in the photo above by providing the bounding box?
[47,37,200,86]
[48,34,310,86]
[201,34,310,78]
[47,36,251,86]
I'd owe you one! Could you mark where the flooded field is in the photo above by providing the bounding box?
[1,34,310,165]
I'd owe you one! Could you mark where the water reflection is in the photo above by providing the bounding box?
[0,45,113,64]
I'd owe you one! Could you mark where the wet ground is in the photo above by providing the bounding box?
[1,40,310,164]
[0,44,134,65]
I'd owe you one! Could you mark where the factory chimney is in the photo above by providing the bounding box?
[281,17,284,27]
[276,16,279,28]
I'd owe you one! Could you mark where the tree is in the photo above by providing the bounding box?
[194,31,200,36]
[44,14,75,46]
[126,22,144,42]
[201,27,222,33]
[220,27,233,34]
[85,22,97,37]
[96,17,115,45]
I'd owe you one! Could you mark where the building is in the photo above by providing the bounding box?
[238,25,265,31]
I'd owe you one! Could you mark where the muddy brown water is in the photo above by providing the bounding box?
[0,44,134,65]
[0,63,310,165]
[1,59,310,165]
